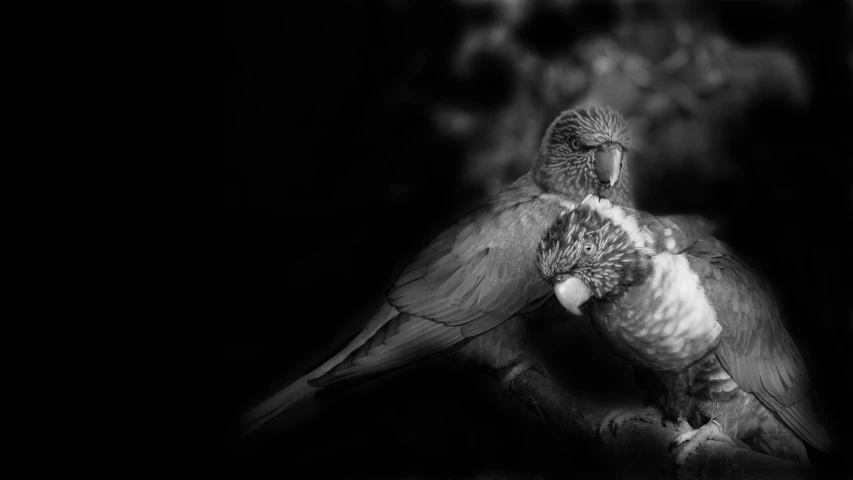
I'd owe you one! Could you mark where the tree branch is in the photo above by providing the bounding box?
[503,368,832,480]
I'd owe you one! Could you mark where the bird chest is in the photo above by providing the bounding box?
[589,253,723,372]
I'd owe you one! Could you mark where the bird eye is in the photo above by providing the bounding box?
[582,242,596,255]
[571,138,581,150]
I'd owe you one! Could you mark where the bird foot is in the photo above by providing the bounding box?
[599,406,666,439]
[669,419,738,465]
[500,354,548,394]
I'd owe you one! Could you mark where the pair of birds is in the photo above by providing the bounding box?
[241,105,832,466]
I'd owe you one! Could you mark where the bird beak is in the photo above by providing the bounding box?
[594,146,622,186]
[554,276,592,316]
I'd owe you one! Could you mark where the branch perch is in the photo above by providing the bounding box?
[502,368,833,480]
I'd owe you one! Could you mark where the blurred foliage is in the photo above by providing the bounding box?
[435,0,812,201]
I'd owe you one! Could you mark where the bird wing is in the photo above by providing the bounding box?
[389,189,563,333]
[309,177,570,385]
[631,210,718,255]
[685,237,832,452]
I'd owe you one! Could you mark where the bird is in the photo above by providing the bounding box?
[240,105,634,435]
[535,194,833,465]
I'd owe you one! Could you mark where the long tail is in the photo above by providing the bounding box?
[241,376,318,436]
[240,302,399,435]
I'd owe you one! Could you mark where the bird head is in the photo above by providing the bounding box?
[533,105,632,205]
[536,194,652,315]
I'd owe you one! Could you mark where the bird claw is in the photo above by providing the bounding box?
[673,417,694,435]
[598,406,665,439]
[500,354,548,394]
[669,419,737,466]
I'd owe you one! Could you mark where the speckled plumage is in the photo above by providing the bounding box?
[533,105,634,207]
[593,252,723,372]
[242,106,637,434]
[537,197,833,463]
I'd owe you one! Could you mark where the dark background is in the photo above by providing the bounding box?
[222,0,853,478]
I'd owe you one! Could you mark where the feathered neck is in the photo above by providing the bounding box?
[579,195,655,299]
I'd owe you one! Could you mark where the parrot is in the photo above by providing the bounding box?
[240,105,634,435]
[535,194,834,465]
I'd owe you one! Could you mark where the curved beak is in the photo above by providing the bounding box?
[594,146,622,186]
[554,277,593,316]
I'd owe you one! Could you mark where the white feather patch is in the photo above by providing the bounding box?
[581,194,653,256]
[596,251,723,371]
[708,370,732,381]
[645,253,721,361]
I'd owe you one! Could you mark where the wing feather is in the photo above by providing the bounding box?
[395,265,425,287]
[312,175,572,387]
[686,238,831,452]
[770,399,833,452]
[631,210,718,254]
[387,278,428,301]
[322,321,464,381]
[459,313,509,337]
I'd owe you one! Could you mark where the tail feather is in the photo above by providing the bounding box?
[779,398,834,453]
[241,376,319,435]
[311,318,464,385]
[240,302,399,435]
[758,392,835,454]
